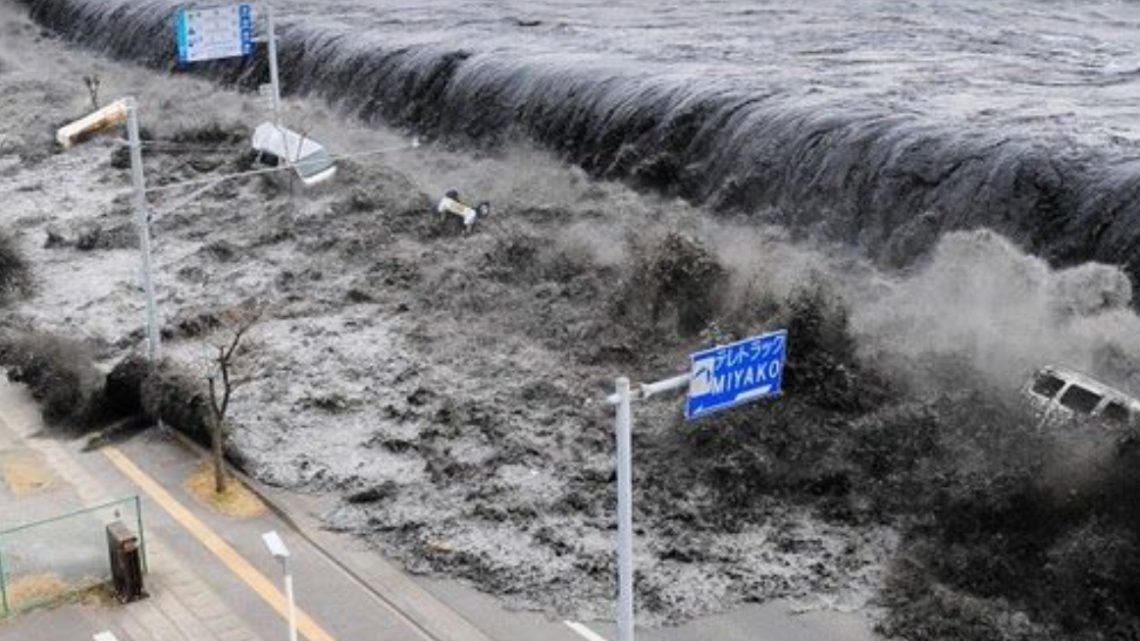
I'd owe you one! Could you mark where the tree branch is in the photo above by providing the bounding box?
[210,302,265,423]
[207,374,220,420]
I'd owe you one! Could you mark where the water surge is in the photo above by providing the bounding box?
[19,0,1140,282]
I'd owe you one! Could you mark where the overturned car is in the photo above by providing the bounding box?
[1022,365,1140,429]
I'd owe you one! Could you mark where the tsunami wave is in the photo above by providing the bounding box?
[18,0,1140,282]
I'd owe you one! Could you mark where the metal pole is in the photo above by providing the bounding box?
[640,373,689,399]
[126,99,160,361]
[135,495,148,575]
[265,2,282,127]
[614,377,635,641]
[0,539,9,617]
[264,2,294,190]
[284,559,297,641]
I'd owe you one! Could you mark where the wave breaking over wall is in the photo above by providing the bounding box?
[19,0,1140,282]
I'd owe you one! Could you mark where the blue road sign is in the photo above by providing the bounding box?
[685,329,787,420]
[175,4,255,65]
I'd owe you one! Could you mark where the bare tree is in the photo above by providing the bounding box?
[205,303,263,494]
[83,74,101,111]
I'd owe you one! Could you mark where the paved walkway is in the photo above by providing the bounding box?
[0,382,263,641]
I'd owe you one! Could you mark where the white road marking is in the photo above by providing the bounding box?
[564,621,611,641]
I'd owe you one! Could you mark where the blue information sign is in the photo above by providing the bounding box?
[685,329,787,420]
[175,4,255,65]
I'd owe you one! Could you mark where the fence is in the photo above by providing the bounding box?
[0,496,146,617]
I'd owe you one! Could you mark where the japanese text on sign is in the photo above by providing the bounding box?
[175,4,254,64]
[685,329,787,420]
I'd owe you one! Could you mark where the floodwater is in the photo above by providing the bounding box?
[10,0,1140,636]
[270,0,1140,148]
[24,0,1140,282]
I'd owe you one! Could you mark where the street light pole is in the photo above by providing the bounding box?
[262,530,297,641]
[54,98,160,361]
[125,98,160,361]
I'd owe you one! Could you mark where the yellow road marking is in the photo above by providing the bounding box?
[102,447,339,641]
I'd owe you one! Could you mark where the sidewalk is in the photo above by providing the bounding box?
[0,382,263,641]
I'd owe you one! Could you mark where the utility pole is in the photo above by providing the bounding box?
[125,98,160,360]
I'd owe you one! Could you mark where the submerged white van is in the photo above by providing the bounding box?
[251,122,337,187]
[1022,365,1140,429]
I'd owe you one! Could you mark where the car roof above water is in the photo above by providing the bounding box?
[1036,365,1137,401]
[251,122,326,161]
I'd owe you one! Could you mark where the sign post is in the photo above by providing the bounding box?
[604,329,787,641]
[264,3,282,126]
[174,2,278,122]
[174,3,284,147]
[613,377,634,641]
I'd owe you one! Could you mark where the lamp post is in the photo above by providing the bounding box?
[55,98,160,361]
[261,530,297,641]
[125,97,160,361]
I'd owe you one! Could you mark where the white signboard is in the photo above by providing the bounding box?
[175,4,254,64]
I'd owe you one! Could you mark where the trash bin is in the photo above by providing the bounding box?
[106,521,144,603]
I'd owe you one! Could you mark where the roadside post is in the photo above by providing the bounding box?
[174,3,279,123]
[605,329,788,641]
[175,3,301,176]
[264,2,283,126]
[262,530,298,641]
[125,98,161,361]
[54,98,161,360]
[613,376,635,641]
